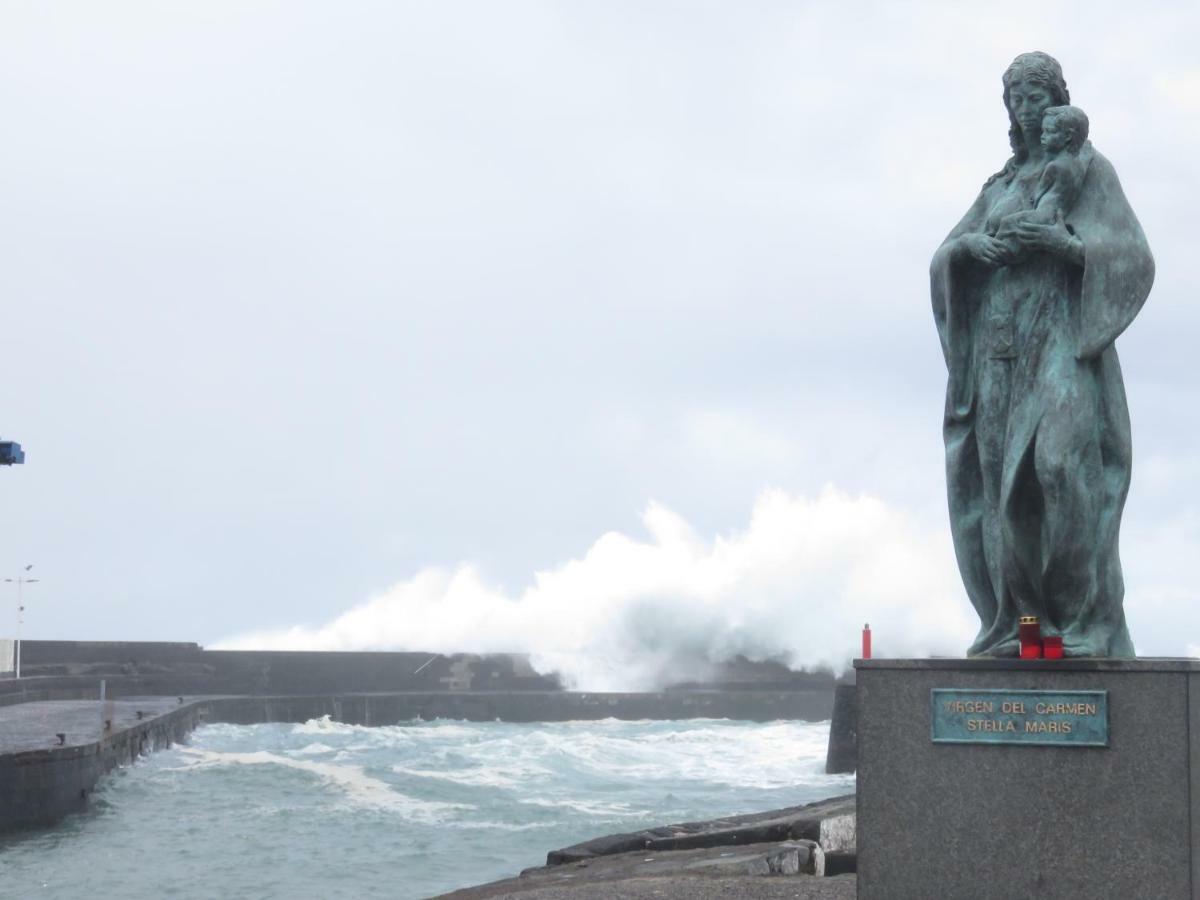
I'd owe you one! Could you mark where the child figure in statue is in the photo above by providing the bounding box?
[992,105,1091,257]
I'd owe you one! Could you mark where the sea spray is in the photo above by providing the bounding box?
[215,486,974,688]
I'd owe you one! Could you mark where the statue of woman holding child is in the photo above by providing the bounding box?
[930,51,1154,657]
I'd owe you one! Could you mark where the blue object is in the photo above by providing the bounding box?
[931,688,1108,747]
[0,442,25,465]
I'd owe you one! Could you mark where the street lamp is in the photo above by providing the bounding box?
[5,565,38,679]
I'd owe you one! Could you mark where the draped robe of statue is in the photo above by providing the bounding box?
[930,143,1154,657]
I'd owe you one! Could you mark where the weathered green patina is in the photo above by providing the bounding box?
[931,52,1154,658]
[931,688,1108,747]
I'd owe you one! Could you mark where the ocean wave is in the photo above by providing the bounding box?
[291,715,381,737]
[391,761,550,790]
[424,723,821,790]
[174,748,475,820]
[445,820,557,832]
[517,797,642,817]
[286,742,337,757]
[176,719,848,819]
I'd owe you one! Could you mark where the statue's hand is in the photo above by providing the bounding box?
[1010,210,1085,265]
[957,233,1012,268]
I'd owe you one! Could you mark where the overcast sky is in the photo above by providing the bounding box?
[2,2,1197,683]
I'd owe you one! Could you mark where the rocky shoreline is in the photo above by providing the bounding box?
[433,794,856,899]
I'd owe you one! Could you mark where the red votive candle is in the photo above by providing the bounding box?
[1019,616,1041,659]
[1042,636,1064,659]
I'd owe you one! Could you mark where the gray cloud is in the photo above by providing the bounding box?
[1,2,1196,657]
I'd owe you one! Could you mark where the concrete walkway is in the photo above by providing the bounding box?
[436,874,857,899]
[434,839,856,900]
[0,697,188,754]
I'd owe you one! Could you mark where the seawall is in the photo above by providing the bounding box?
[7,643,561,696]
[10,640,843,696]
[0,699,206,831]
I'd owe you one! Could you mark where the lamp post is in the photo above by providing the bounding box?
[5,566,38,679]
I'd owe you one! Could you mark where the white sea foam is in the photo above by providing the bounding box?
[497,720,838,791]
[214,486,975,690]
[291,715,382,737]
[517,797,642,817]
[445,820,556,832]
[394,722,482,740]
[287,742,337,757]
[382,719,850,796]
[174,747,474,820]
[391,761,550,790]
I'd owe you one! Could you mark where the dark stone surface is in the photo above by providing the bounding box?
[434,873,857,900]
[546,795,854,865]
[204,649,562,693]
[824,684,857,774]
[434,842,843,899]
[855,658,1195,899]
[20,640,205,667]
[823,851,856,876]
[1191,676,1200,895]
[932,51,1154,658]
[12,643,562,693]
[12,642,841,696]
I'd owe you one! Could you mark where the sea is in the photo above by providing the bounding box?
[0,717,854,899]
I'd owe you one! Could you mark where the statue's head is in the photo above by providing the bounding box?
[1002,52,1070,160]
[1041,105,1089,155]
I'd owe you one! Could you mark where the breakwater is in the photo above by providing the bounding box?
[9,640,842,696]
[0,698,205,830]
[6,642,561,697]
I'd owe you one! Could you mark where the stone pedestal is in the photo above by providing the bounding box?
[855,658,1200,900]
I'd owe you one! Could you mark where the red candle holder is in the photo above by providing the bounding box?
[1042,635,1064,659]
[1019,616,1041,659]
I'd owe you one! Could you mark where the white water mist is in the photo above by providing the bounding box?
[215,486,975,689]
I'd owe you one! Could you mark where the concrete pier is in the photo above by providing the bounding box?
[0,698,206,830]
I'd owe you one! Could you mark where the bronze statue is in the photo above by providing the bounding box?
[931,52,1154,657]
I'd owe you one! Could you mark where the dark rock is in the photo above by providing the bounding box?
[824,684,856,774]
[824,850,856,875]
[546,795,854,865]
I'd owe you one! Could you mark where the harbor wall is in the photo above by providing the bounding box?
[12,641,841,695]
[4,644,561,698]
[0,702,204,831]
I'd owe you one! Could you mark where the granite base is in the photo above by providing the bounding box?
[855,658,1200,900]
